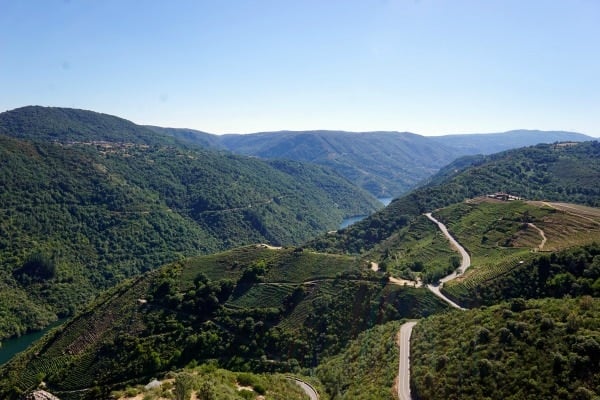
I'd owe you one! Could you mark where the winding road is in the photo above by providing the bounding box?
[397,213,471,400]
[287,377,319,400]
[424,213,470,310]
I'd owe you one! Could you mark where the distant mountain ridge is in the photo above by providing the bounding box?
[429,129,591,155]
[1,106,592,198]
[153,125,593,198]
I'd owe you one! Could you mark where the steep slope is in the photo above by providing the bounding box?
[310,141,600,255]
[219,130,457,197]
[316,321,403,400]
[0,109,381,341]
[162,127,592,198]
[0,246,448,399]
[411,297,600,400]
[430,129,592,155]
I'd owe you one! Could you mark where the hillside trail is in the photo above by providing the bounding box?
[527,223,547,250]
[540,201,600,225]
[397,213,471,400]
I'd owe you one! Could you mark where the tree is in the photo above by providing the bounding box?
[198,380,216,400]
[174,372,195,400]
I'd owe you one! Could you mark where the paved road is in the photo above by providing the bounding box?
[424,213,470,309]
[395,214,472,399]
[287,377,319,400]
[397,321,417,400]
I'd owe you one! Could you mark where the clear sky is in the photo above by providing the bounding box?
[1,0,599,136]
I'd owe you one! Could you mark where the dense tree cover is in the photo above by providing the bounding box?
[218,130,458,198]
[0,106,176,145]
[0,115,380,340]
[162,126,590,198]
[412,298,600,400]
[309,141,600,255]
[316,321,403,399]
[445,244,600,308]
[0,247,447,398]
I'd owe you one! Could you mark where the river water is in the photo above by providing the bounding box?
[340,197,393,229]
[0,319,65,366]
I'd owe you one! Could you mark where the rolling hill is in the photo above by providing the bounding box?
[157,126,592,198]
[411,297,600,399]
[0,107,381,342]
[310,141,600,256]
[429,129,591,155]
[0,246,448,399]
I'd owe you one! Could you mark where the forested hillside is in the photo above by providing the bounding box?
[159,126,591,198]
[0,246,447,399]
[412,297,600,399]
[0,107,381,341]
[310,141,600,255]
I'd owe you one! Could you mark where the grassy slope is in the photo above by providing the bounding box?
[0,247,448,399]
[440,200,600,306]
[309,141,600,256]
[411,297,600,400]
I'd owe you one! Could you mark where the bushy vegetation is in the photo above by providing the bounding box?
[111,364,311,400]
[411,297,600,400]
[316,321,403,399]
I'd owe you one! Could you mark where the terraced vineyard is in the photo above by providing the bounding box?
[368,215,458,282]
[0,246,448,399]
[440,200,600,307]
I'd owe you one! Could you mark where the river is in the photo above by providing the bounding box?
[340,197,393,229]
[0,319,65,366]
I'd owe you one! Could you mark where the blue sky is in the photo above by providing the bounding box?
[1,0,599,136]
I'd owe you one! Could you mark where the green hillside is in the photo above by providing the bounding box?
[0,106,174,145]
[310,141,600,256]
[0,108,381,341]
[218,131,457,198]
[0,246,448,399]
[112,366,313,400]
[316,321,403,400]
[161,127,591,198]
[411,297,600,400]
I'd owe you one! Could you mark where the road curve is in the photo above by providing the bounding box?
[395,214,470,400]
[397,321,417,400]
[424,213,470,310]
[287,377,319,400]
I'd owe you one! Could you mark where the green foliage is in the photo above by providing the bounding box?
[0,247,447,395]
[444,244,600,307]
[316,321,403,399]
[411,298,600,400]
[0,107,380,340]
[311,141,600,255]
[174,372,195,400]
